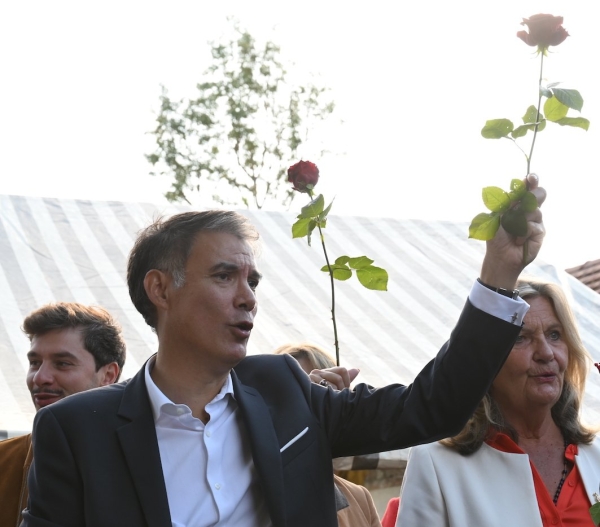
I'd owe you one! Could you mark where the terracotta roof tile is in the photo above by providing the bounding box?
[566,259,600,294]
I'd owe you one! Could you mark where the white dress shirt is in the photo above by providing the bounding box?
[470,279,529,325]
[145,359,271,527]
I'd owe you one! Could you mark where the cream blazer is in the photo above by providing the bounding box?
[396,438,600,527]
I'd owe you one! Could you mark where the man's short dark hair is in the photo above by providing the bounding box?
[22,303,126,380]
[127,210,260,330]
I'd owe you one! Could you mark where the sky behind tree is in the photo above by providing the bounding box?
[0,0,598,269]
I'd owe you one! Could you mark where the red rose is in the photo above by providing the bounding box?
[288,160,319,193]
[517,14,569,50]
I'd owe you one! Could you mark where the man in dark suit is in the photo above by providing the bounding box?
[23,176,546,527]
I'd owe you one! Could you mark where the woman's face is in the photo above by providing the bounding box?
[490,296,569,417]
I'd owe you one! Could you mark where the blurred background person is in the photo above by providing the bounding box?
[0,302,126,527]
[274,342,382,527]
[395,278,600,527]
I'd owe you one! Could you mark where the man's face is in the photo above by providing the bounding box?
[26,328,115,410]
[159,231,261,369]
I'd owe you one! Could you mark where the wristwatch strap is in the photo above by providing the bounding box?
[477,278,520,300]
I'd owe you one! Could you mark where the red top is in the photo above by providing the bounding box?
[487,431,595,526]
[381,497,399,527]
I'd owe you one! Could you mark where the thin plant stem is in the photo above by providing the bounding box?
[522,51,545,266]
[308,190,340,365]
[507,137,529,163]
[528,51,545,179]
[317,223,340,366]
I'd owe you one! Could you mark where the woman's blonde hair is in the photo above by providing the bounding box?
[273,342,336,370]
[441,277,596,454]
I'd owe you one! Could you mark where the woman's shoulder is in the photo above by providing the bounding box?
[408,439,525,464]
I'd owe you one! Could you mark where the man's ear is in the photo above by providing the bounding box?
[99,362,120,385]
[144,269,170,311]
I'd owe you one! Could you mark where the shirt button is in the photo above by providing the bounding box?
[215,483,221,490]
[176,408,185,416]
[568,480,574,487]
[552,517,559,525]
[206,430,211,437]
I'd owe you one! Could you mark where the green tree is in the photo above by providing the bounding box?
[146,23,335,208]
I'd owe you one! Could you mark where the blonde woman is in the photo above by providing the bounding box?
[396,278,600,527]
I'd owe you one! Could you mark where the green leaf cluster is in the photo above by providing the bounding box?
[481,87,589,144]
[320,256,388,291]
[292,193,388,291]
[146,20,335,209]
[469,179,537,240]
[291,194,332,245]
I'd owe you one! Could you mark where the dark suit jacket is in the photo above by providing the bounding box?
[23,301,520,527]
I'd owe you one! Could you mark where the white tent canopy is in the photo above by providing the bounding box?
[2,194,599,468]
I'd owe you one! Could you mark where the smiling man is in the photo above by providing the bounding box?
[0,302,126,527]
[24,186,547,527]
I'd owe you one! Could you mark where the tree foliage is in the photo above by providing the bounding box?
[146,23,335,208]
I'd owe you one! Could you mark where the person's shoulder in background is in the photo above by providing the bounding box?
[0,433,33,527]
[334,474,382,527]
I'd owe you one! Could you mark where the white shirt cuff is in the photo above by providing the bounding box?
[469,280,529,325]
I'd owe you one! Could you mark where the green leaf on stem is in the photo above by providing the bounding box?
[510,179,525,192]
[469,213,500,240]
[292,217,313,238]
[347,256,375,269]
[319,199,334,222]
[590,502,600,525]
[334,255,350,265]
[511,125,531,138]
[357,266,388,291]
[501,209,527,237]
[544,96,569,122]
[320,263,352,280]
[539,86,553,98]
[552,88,584,112]
[482,187,511,212]
[522,106,541,124]
[298,194,325,219]
[481,119,514,139]
[514,122,547,138]
[306,220,317,246]
[293,218,317,245]
[508,186,527,203]
[555,117,590,131]
[521,191,538,213]
[508,179,526,200]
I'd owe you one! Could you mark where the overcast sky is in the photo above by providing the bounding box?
[0,0,598,269]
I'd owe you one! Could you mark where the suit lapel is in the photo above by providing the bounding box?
[232,371,287,526]
[117,365,172,527]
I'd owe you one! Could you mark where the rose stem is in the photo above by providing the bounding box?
[317,223,340,366]
[522,51,545,266]
[527,51,545,180]
[306,188,340,365]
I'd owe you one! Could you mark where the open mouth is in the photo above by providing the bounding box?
[231,321,253,338]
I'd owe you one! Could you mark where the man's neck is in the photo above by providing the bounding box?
[150,352,231,423]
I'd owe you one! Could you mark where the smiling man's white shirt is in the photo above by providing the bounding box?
[145,357,271,527]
